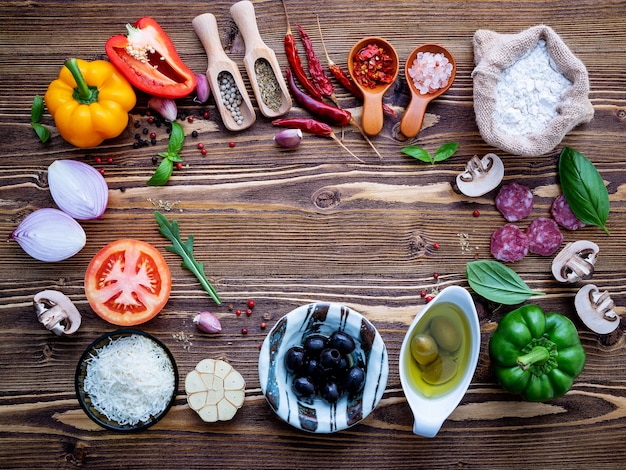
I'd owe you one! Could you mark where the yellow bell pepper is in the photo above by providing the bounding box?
[44,58,136,148]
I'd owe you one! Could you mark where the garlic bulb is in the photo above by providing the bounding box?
[10,208,86,262]
[48,160,108,220]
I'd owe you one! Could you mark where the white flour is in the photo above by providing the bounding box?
[493,40,572,136]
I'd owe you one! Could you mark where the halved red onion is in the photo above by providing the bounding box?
[10,208,86,262]
[48,160,108,220]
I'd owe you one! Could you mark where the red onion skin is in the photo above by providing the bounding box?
[194,312,222,333]
[10,208,86,262]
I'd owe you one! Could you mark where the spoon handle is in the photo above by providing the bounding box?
[192,13,229,65]
[230,0,266,51]
[361,93,385,136]
[399,96,429,139]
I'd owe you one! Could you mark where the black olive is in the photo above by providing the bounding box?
[301,358,321,379]
[284,346,306,373]
[319,348,342,371]
[343,366,366,395]
[329,331,356,355]
[293,376,316,398]
[320,381,341,403]
[303,334,328,356]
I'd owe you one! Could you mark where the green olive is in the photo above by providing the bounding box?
[430,316,461,352]
[410,334,439,365]
[422,356,458,385]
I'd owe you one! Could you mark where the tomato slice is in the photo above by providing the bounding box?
[84,239,172,326]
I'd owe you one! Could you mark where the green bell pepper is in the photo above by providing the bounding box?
[489,304,586,402]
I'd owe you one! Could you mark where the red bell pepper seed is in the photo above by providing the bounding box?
[229,142,236,148]
[247,300,255,309]
[235,309,242,316]
[241,327,248,335]
[473,210,480,217]
[197,143,204,149]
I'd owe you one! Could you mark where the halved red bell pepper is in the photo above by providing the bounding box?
[105,17,197,99]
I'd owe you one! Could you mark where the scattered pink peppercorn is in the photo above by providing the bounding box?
[203,111,210,119]
[201,149,207,155]
[241,327,248,335]
[175,162,183,170]
[197,143,204,149]
[426,295,434,302]
[420,290,427,298]
[433,243,440,249]
[145,110,152,116]
[260,322,267,329]
[245,309,252,317]
[147,117,154,124]
[433,273,439,280]
[99,169,105,175]
[473,210,480,217]
[107,157,113,164]
[94,157,102,164]
[229,141,236,148]
[235,309,242,316]
[247,300,255,309]
[187,116,194,123]
[150,132,156,139]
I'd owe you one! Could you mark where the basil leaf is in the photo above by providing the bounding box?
[31,95,44,123]
[168,121,185,154]
[31,123,50,143]
[147,158,173,186]
[558,147,610,235]
[466,260,545,305]
[433,142,458,162]
[154,211,221,305]
[401,146,433,163]
[158,151,183,163]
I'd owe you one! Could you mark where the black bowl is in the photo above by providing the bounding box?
[75,329,178,431]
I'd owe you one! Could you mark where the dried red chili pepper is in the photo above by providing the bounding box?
[280,0,323,101]
[295,23,335,99]
[285,68,351,127]
[271,117,363,162]
[272,118,333,136]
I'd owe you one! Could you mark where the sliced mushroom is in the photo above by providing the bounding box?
[551,240,600,283]
[575,284,620,334]
[456,153,504,197]
[33,290,81,335]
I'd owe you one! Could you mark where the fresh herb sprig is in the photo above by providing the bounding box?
[148,121,185,186]
[558,147,610,235]
[466,260,544,305]
[401,142,458,164]
[31,95,50,143]
[155,211,221,305]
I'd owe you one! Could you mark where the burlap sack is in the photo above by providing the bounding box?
[472,25,594,157]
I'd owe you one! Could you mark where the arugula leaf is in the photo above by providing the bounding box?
[401,142,458,164]
[31,123,50,143]
[154,211,221,305]
[558,147,610,235]
[466,260,544,305]
[148,121,185,186]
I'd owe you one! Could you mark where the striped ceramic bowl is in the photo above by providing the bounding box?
[258,303,388,433]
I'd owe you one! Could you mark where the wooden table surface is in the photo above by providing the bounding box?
[1,0,625,468]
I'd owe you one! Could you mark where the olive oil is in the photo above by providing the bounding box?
[403,302,471,398]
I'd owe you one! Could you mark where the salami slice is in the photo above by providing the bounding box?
[527,217,564,256]
[490,224,529,262]
[495,182,534,222]
[550,194,585,230]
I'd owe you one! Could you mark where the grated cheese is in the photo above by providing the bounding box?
[83,334,175,426]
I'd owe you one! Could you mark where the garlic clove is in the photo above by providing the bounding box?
[148,96,178,122]
[193,73,211,104]
[193,311,222,333]
[10,208,86,262]
[48,159,108,220]
[274,128,303,148]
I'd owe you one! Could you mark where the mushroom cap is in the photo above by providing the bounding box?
[551,240,599,283]
[456,153,504,197]
[575,284,620,335]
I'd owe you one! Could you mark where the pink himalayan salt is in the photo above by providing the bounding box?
[408,52,453,95]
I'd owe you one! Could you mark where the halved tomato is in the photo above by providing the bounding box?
[84,239,172,326]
